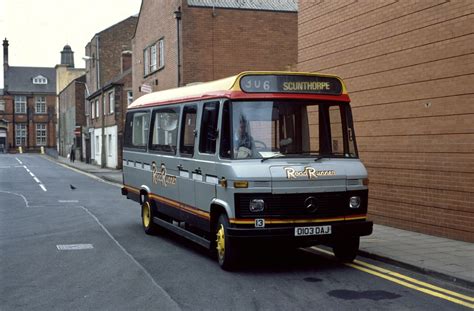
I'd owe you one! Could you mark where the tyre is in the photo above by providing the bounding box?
[215,213,238,270]
[142,201,160,235]
[332,236,360,263]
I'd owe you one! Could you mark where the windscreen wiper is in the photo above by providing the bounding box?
[261,154,285,162]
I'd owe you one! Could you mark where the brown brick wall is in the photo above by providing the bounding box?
[182,3,298,84]
[86,16,137,95]
[132,0,181,97]
[298,0,474,242]
[132,0,297,99]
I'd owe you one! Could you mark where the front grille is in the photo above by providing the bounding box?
[235,190,367,219]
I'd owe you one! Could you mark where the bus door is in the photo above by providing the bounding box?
[177,104,198,221]
[149,107,180,217]
[194,101,220,227]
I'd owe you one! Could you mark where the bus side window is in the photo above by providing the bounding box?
[219,101,231,158]
[124,111,150,149]
[180,105,197,156]
[199,101,220,154]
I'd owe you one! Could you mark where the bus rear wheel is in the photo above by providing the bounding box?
[142,201,159,235]
[332,236,359,263]
[216,214,237,270]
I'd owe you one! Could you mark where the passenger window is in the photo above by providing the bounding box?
[150,108,179,154]
[329,106,344,155]
[220,101,231,158]
[180,105,197,156]
[124,111,150,149]
[199,102,220,154]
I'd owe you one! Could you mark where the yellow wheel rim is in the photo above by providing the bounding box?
[216,224,225,260]
[142,202,151,228]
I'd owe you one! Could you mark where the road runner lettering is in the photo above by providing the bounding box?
[285,167,336,179]
[151,162,176,186]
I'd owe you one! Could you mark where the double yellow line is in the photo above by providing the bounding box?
[310,247,474,309]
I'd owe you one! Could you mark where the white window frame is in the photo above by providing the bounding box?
[108,134,112,156]
[144,48,149,76]
[108,91,114,114]
[127,91,133,106]
[0,100,5,111]
[95,100,99,119]
[36,123,47,146]
[158,39,164,68]
[150,44,157,72]
[33,75,48,84]
[91,101,95,119]
[35,96,46,114]
[15,123,27,146]
[14,96,27,114]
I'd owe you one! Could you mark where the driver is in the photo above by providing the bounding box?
[235,115,253,158]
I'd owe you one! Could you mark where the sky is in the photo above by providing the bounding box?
[0,0,142,88]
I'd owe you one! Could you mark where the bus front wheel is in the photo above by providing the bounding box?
[332,236,359,263]
[216,214,237,270]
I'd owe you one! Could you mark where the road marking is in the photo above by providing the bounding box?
[309,247,474,309]
[15,158,22,165]
[58,200,79,203]
[57,244,94,251]
[20,163,47,192]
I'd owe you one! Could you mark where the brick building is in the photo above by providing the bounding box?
[58,75,86,160]
[132,0,297,98]
[1,39,57,153]
[84,16,137,168]
[55,45,86,152]
[298,1,474,242]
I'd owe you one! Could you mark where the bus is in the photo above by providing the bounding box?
[121,71,372,270]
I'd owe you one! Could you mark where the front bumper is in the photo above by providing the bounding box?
[227,220,373,242]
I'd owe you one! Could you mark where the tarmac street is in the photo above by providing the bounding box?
[0,154,473,310]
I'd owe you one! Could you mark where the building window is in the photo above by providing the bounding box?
[0,100,5,111]
[36,123,47,146]
[15,124,27,146]
[95,135,100,154]
[33,75,48,84]
[14,96,27,114]
[35,96,46,114]
[91,101,95,119]
[95,100,99,119]
[127,91,133,106]
[143,39,164,76]
[144,48,149,76]
[150,44,157,72]
[108,91,114,114]
[158,39,164,68]
[108,134,112,156]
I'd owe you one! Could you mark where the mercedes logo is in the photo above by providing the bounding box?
[304,196,318,212]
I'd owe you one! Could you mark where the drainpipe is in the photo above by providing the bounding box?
[174,8,182,87]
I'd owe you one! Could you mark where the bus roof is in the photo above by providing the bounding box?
[128,71,348,110]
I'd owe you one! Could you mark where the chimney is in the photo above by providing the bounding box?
[3,38,9,88]
[121,51,132,73]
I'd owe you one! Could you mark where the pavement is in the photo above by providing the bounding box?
[48,155,474,289]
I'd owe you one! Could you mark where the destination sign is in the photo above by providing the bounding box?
[240,75,343,95]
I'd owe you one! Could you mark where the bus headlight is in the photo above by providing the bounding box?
[249,199,265,212]
[349,196,361,209]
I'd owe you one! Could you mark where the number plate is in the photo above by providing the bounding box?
[295,225,331,236]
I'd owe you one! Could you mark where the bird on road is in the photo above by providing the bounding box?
[70,184,76,190]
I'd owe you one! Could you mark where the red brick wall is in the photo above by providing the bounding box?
[182,3,297,84]
[132,0,181,97]
[298,0,474,242]
[132,0,297,99]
